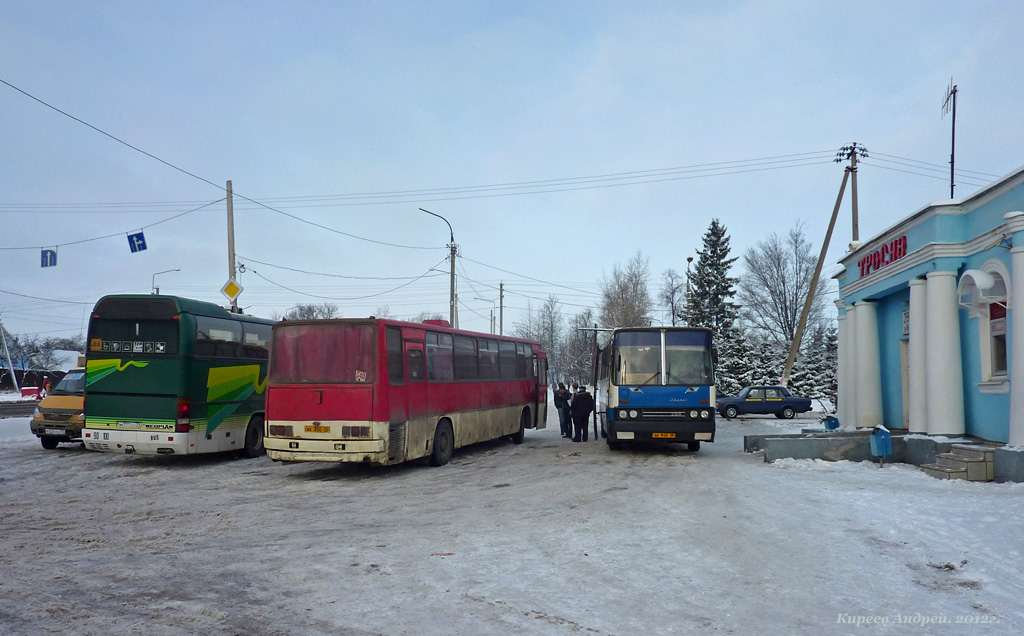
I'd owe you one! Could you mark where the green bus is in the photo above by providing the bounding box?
[82,295,274,457]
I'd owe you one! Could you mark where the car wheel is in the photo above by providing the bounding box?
[242,415,265,458]
[687,441,700,452]
[781,406,796,419]
[429,420,454,466]
[725,405,739,419]
[40,436,60,450]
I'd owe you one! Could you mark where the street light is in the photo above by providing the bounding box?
[419,208,458,328]
[474,297,497,334]
[685,256,693,325]
[152,268,181,295]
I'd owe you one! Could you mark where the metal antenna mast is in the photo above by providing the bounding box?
[942,79,958,199]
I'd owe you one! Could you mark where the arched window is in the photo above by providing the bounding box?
[958,259,1011,389]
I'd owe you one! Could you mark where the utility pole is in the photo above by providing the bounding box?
[226,180,238,313]
[942,79,958,199]
[0,315,20,394]
[836,143,867,244]
[499,282,505,335]
[780,144,864,387]
[684,256,693,326]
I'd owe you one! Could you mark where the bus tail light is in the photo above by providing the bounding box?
[175,398,191,432]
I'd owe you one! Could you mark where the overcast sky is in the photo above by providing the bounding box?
[2,1,1023,339]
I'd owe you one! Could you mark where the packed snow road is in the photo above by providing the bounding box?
[1,409,1021,636]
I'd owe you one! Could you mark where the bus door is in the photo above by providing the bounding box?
[534,355,547,429]
[404,342,426,420]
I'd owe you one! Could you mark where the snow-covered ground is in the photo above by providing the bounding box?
[0,409,1021,636]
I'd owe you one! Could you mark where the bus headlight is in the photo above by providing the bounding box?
[690,410,698,419]
[629,410,638,419]
[618,409,627,419]
[700,410,710,419]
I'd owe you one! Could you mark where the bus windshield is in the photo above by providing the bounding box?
[614,329,713,386]
[271,323,375,384]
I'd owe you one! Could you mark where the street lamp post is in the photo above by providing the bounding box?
[684,256,693,326]
[419,208,458,328]
[152,268,181,295]
[474,297,497,334]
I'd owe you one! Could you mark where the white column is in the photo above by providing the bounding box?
[845,304,858,428]
[854,301,883,428]
[925,271,965,436]
[1009,244,1024,446]
[836,311,848,426]
[908,279,928,433]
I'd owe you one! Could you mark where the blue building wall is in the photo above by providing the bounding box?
[876,289,909,429]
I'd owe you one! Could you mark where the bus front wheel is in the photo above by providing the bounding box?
[429,420,454,467]
[242,415,265,458]
[687,441,700,452]
[40,436,60,450]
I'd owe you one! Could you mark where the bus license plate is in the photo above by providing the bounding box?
[45,428,64,436]
[652,432,675,439]
[305,425,330,433]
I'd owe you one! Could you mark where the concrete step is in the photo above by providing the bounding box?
[936,453,994,481]
[951,443,996,462]
[920,463,968,480]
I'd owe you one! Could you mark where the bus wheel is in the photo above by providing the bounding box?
[242,415,265,458]
[429,420,454,467]
[607,438,622,451]
[40,436,60,450]
[687,441,700,452]
[511,410,527,445]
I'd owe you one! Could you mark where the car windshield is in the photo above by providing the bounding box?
[51,370,86,395]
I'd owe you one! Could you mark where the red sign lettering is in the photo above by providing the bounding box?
[858,235,907,277]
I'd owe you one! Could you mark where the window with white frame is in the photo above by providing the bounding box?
[957,259,1011,387]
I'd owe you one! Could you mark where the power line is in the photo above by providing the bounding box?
[246,256,448,302]
[237,254,449,281]
[460,254,602,296]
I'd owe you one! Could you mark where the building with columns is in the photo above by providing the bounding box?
[835,164,1024,447]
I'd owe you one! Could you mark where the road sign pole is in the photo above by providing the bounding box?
[226,180,238,313]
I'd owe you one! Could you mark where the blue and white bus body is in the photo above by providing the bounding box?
[596,327,716,450]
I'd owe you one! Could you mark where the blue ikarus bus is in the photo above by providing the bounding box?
[596,327,716,451]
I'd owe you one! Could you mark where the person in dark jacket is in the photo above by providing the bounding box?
[570,385,595,442]
[553,382,572,437]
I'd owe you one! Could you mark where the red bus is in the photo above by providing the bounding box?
[264,318,548,466]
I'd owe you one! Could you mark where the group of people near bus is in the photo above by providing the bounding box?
[553,381,594,442]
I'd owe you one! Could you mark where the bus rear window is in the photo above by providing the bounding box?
[271,324,375,384]
[88,319,180,355]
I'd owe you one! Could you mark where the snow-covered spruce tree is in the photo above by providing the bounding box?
[714,319,751,397]
[685,219,739,333]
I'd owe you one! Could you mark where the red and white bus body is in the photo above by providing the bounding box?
[264,319,548,466]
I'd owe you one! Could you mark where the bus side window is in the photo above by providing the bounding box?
[195,316,243,357]
[426,333,454,382]
[407,349,425,383]
[453,336,478,380]
[516,343,530,378]
[498,341,517,380]
[478,339,498,379]
[386,328,404,385]
[242,322,271,359]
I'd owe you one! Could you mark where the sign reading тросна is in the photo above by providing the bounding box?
[858,235,907,277]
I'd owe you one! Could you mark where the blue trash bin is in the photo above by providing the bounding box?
[869,425,892,465]
[823,416,840,431]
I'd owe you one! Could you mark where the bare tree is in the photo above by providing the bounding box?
[411,311,445,323]
[599,251,652,329]
[512,300,541,341]
[283,303,341,320]
[373,305,395,319]
[564,308,596,384]
[537,295,564,375]
[737,222,827,346]
[659,269,685,326]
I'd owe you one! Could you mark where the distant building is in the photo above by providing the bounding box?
[835,164,1024,446]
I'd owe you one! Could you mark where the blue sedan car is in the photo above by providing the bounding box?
[716,385,812,419]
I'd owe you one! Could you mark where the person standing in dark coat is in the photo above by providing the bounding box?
[570,385,595,442]
[553,382,572,438]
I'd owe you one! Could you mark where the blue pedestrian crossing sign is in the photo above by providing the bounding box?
[41,248,57,268]
[127,231,147,253]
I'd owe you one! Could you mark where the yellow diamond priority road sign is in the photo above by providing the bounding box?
[221,279,243,303]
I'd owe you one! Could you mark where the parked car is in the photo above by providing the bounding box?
[29,359,86,449]
[716,385,812,420]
